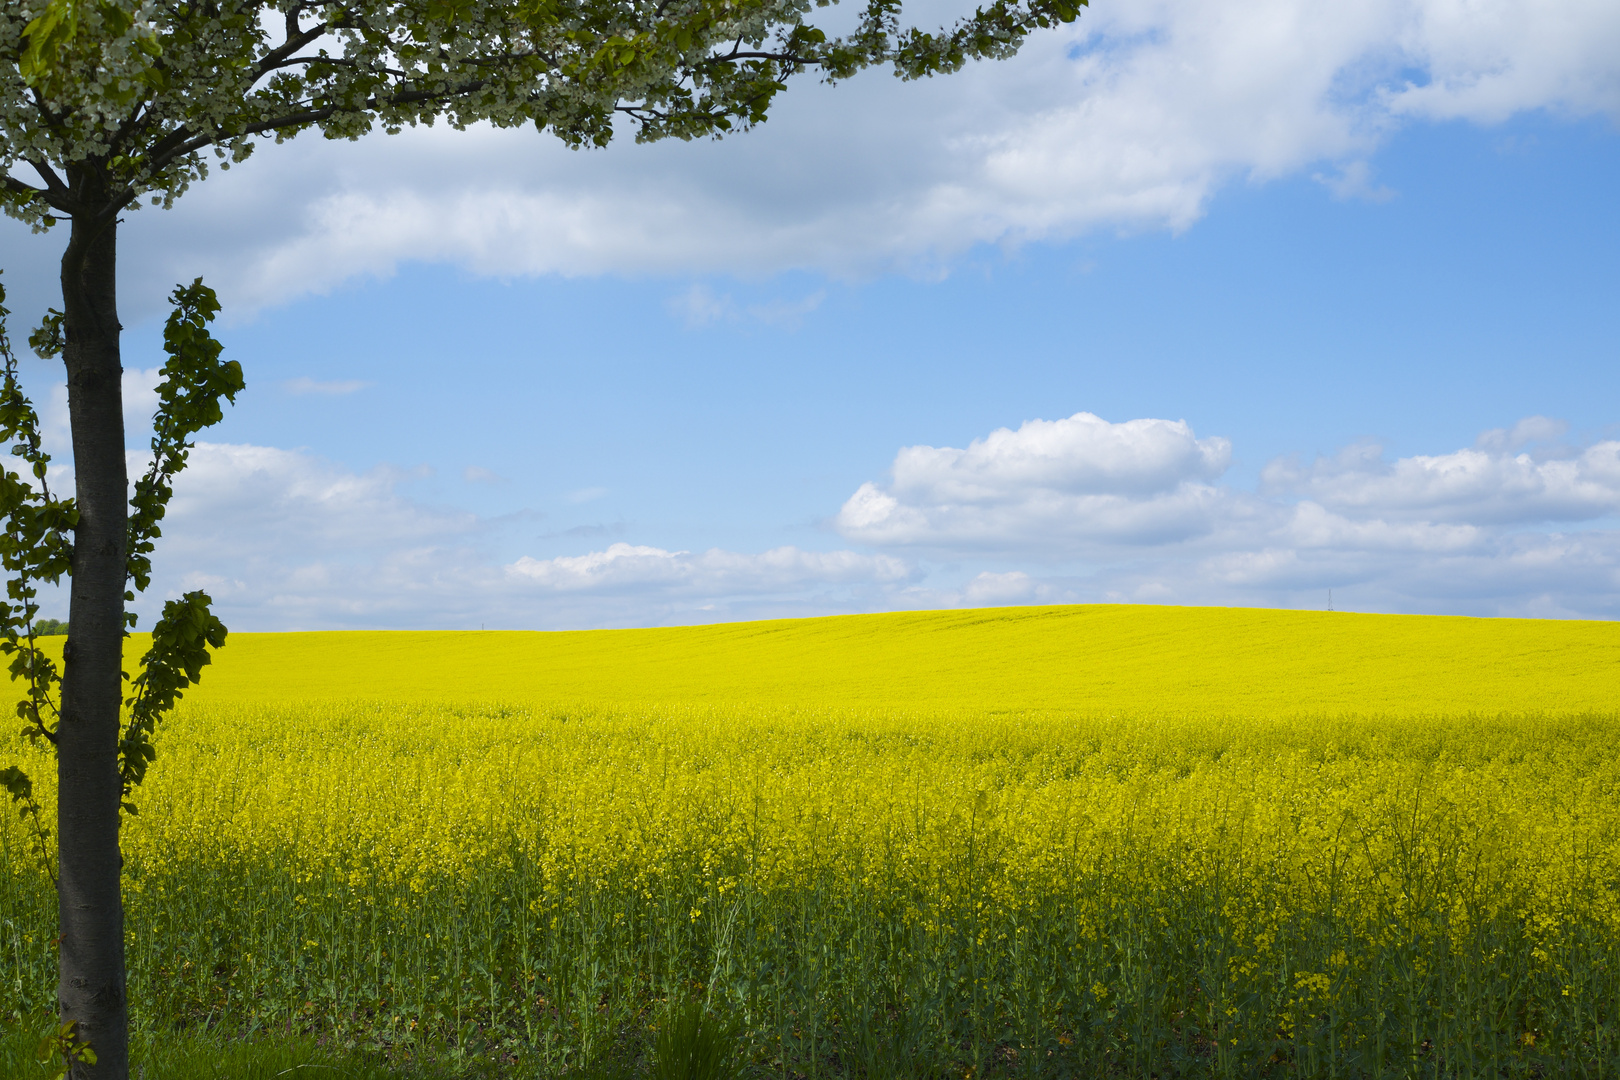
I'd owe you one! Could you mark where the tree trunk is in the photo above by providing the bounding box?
[57,192,130,1080]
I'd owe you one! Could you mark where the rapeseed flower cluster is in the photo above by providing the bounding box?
[5,702,1618,1076]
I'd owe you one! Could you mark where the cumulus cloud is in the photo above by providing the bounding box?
[1262,432,1620,524]
[4,0,1616,319]
[831,412,1620,618]
[836,412,1234,549]
[1382,0,1620,122]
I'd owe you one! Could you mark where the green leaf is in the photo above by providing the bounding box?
[19,0,80,85]
[0,764,32,802]
[27,311,62,361]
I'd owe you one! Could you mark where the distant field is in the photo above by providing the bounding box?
[5,604,1619,1078]
[179,603,1620,712]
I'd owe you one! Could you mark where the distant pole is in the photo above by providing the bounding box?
[1328,589,1333,612]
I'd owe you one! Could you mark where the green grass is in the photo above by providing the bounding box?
[1,1017,650,1079]
[3,1022,400,1080]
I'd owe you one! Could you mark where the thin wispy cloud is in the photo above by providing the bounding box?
[668,284,826,329]
[283,376,372,396]
[506,543,912,594]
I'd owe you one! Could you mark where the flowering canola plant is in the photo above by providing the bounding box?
[3,605,1619,1076]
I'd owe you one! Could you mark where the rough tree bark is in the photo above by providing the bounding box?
[56,182,130,1080]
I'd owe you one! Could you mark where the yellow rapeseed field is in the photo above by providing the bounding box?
[3,604,1619,1077]
[171,603,1620,712]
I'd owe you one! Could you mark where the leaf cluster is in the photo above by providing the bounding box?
[36,1019,98,1080]
[118,590,227,811]
[119,279,240,813]
[1,0,1085,230]
[0,272,77,881]
[126,278,243,600]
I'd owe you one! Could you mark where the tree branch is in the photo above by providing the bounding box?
[144,79,503,178]
[4,176,48,202]
[259,54,410,79]
[249,17,336,85]
[20,162,74,213]
[708,49,812,63]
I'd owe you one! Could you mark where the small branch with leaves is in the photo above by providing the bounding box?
[0,272,77,884]
[37,1019,98,1080]
[117,280,242,814]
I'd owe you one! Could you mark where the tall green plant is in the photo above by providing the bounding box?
[652,998,739,1080]
[0,272,240,1074]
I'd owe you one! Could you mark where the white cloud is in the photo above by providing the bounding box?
[39,366,183,455]
[566,486,609,504]
[747,290,826,328]
[890,412,1231,499]
[1312,160,1397,202]
[156,443,472,556]
[74,442,489,629]
[1263,434,1620,524]
[1280,501,1481,551]
[123,367,163,427]
[112,442,916,629]
[832,412,1620,618]
[1475,415,1570,452]
[666,284,826,329]
[963,570,1038,605]
[1382,0,1620,123]
[836,412,1234,549]
[668,283,737,328]
[4,0,1615,317]
[283,376,371,396]
[506,542,911,594]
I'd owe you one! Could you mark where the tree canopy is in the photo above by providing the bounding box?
[3,0,1082,232]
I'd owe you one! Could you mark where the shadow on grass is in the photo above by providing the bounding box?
[0,1020,646,1080]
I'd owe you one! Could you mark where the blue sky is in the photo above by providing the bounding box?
[4,0,1620,629]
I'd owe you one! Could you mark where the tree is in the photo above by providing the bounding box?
[0,0,1084,1073]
